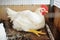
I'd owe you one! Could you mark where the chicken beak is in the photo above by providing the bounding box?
[45,11,48,14]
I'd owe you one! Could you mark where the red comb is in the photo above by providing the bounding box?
[41,4,48,11]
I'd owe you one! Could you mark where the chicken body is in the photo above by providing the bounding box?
[0,23,7,40]
[7,8,45,31]
[6,7,47,36]
[13,10,45,31]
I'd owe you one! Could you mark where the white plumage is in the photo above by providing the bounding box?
[6,8,45,32]
[0,23,7,40]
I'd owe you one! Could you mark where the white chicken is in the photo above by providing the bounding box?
[0,23,7,40]
[6,5,48,36]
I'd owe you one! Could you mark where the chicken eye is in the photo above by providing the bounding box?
[41,9,45,11]
[40,8,45,12]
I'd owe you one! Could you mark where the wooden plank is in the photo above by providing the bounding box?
[46,24,55,40]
